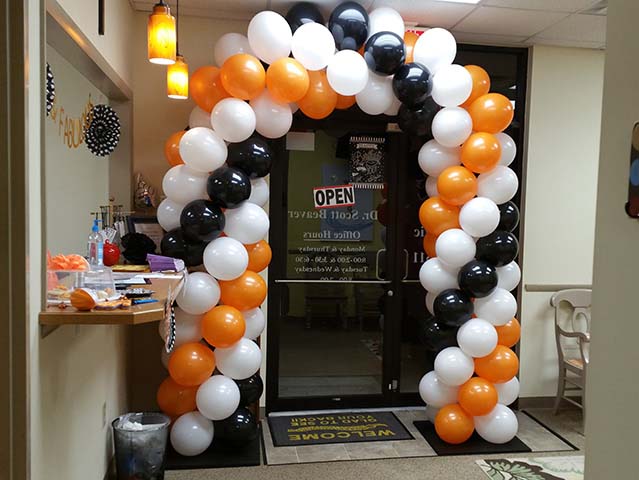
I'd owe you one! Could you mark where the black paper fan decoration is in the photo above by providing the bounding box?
[46,63,55,116]
[84,104,121,156]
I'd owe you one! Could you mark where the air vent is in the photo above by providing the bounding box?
[581,0,607,16]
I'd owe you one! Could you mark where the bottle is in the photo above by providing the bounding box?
[87,219,104,266]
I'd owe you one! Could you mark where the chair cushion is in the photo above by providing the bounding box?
[565,358,584,369]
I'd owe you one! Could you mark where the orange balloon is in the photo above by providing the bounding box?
[266,57,310,103]
[475,345,519,384]
[437,166,478,206]
[461,65,491,108]
[168,342,215,387]
[423,232,438,258]
[418,197,461,236]
[467,93,514,134]
[245,240,272,273]
[219,270,266,310]
[495,318,521,348]
[297,70,337,120]
[404,31,419,63]
[202,305,246,348]
[335,94,356,110]
[190,66,230,113]
[164,130,185,167]
[458,377,498,416]
[461,132,501,174]
[434,404,474,445]
[156,376,197,416]
[220,53,266,100]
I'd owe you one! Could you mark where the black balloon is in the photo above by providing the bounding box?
[392,62,432,108]
[433,289,474,327]
[226,136,273,178]
[285,2,325,33]
[214,407,258,447]
[184,240,207,267]
[328,1,369,51]
[160,228,207,267]
[207,166,251,209]
[398,97,439,137]
[236,374,264,406]
[476,230,519,267]
[497,201,520,232]
[363,31,405,75]
[180,200,225,243]
[458,260,498,298]
[417,315,459,352]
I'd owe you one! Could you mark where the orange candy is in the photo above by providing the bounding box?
[168,342,216,387]
[220,53,266,100]
[202,305,246,348]
[418,197,461,236]
[335,94,357,110]
[458,377,498,416]
[467,93,514,134]
[245,240,272,273]
[461,65,491,109]
[461,132,501,174]
[423,232,438,258]
[437,166,478,206]
[164,130,185,167]
[474,345,519,384]
[190,66,229,112]
[404,31,419,63]
[495,318,521,348]
[156,377,197,416]
[266,57,309,103]
[434,404,475,445]
[219,270,267,310]
[297,70,337,120]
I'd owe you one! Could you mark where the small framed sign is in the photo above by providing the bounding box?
[127,216,164,251]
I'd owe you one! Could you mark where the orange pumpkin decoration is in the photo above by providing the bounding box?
[70,288,97,311]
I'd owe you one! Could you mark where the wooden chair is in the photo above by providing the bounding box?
[550,289,591,416]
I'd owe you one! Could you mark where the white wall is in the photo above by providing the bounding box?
[518,45,604,398]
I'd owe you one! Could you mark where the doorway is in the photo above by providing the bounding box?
[266,45,528,413]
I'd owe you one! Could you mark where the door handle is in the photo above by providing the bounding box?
[375,248,386,281]
[403,249,409,280]
[387,290,394,297]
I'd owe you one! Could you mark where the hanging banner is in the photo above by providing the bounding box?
[313,184,355,209]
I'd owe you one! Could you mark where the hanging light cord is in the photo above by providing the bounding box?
[176,0,180,55]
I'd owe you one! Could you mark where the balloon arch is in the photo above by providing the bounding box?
[157,1,522,455]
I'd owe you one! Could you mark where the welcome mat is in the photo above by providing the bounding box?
[477,455,584,480]
[268,411,413,447]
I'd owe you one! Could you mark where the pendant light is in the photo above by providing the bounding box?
[148,1,176,65]
[166,0,188,99]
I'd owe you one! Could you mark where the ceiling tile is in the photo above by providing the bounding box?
[534,13,606,43]
[454,6,568,37]
[482,0,599,13]
[452,31,528,46]
[529,37,605,49]
[271,0,375,18]
[370,0,477,28]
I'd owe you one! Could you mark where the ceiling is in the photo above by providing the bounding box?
[130,0,607,49]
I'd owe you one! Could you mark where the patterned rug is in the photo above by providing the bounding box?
[477,455,584,480]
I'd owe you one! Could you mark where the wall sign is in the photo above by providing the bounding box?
[313,184,355,209]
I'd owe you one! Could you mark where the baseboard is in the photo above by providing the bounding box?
[518,396,583,410]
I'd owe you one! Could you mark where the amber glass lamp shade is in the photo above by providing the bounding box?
[148,4,176,65]
[167,55,189,99]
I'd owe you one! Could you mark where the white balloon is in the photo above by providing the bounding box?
[356,73,394,115]
[203,237,249,281]
[327,50,369,96]
[176,272,221,315]
[189,106,212,128]
[435,228,476,268]
[431,64,472,107]
[459,197,500,238]
[425,291,436,315]
[384,94,401,116]
[457,318,498,358]
[432,107,473,148]
[211,98,256,143]
[367,7,405,39]
[474,404,518,444]
[425,176,439,198]
[495,377,520,406]
[289,102,299,114]
[224,202,270,244]
[196,375,240,421]
[170,412,214,456]
[474,288,517,326]
[162,165,208,205]
[173,307,203,347]
[477,166,518,204]
[215,338,262,380]
[157,198,184,231]
[179,127,228,173]
[425,404,440,423]
[292,22,335,71]
[250,91,292,139]
[419,258,459,294]
[248,178,269,207]
[214,33,253,67]
[161,347,171,370]
[418,140,461,177]
[496,262,521,291]
[242,307,266,340]
[434,346,474,387]
[247,11,292,65]
[419,371,459,408]
[495,132,517,166]
[413,28,456,74]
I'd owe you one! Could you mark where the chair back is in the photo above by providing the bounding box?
[550,289,592,365]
